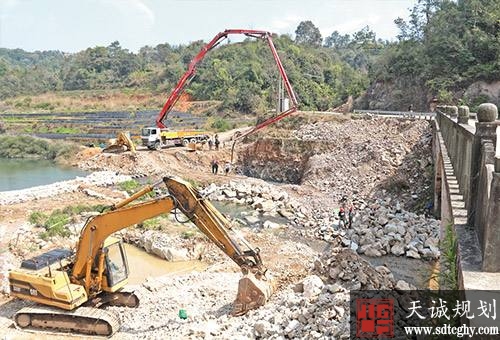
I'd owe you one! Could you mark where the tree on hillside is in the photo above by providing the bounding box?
[295,21,323,47]
[394,0,442,41]
[350,26,377,48]
[324,31,351,49]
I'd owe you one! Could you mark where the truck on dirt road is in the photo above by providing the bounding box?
[105,29,298,154]
[141,127,210,150]
[143,29,298,152]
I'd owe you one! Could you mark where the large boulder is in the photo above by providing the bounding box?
[302,275,324,299]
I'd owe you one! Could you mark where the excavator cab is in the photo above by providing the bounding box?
[102,238,130,292]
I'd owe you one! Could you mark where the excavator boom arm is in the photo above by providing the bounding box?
[71,194,175,281]
[71,176,266,283]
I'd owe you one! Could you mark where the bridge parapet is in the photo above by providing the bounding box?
[434,103,500,274]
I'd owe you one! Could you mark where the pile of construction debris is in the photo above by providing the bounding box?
[293,118,433,209]
[315,198,440,259]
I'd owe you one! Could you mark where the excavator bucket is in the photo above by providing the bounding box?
[102,131,136,153]
[232,272,276,316]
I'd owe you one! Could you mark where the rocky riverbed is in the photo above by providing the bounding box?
[205,180,440,260]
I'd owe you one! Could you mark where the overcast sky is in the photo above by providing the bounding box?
[0,0,417,53]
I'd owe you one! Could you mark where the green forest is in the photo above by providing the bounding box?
[0,0,498,113]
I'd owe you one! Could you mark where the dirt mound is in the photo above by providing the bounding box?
[77,147,235,181]
[73,147,101,163]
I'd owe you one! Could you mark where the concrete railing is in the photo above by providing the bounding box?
[353,109,435,120]
[434,103,500,273]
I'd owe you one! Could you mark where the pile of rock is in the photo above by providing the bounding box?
[110,271,352,339]
[293,118,433,209]
[250,277,351,339]
[111,246,413,339]
[123,230,207,262]
[203,181,303,228]
[313,247,409,290]
[315,198,440,260]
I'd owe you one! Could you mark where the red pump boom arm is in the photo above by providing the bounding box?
[155,29,298,131]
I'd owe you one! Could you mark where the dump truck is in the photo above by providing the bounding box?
[141,127,210,150]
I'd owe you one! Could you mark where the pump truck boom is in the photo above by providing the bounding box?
[141,29,298,150]
[9,176,273,336]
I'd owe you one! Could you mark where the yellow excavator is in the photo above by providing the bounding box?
[102,131,136,153]
[9,176,273,336]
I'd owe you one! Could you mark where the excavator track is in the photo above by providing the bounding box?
[14,305,120,337]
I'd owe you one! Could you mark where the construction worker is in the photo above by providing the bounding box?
[211,158,219,175]
[338,207,347,229]
[340,195,348,209]
[224,161,232,176]
[348,206,354,228]
[214,134,220,150]
[338,195,349,228]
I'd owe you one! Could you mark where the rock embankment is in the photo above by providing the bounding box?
[315,198,440,259]
[0,171,131,205]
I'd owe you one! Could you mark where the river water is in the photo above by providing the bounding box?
[0,158,88,191]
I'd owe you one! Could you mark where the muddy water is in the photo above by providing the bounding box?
[124,244,207,284]
[362,255,436,289]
